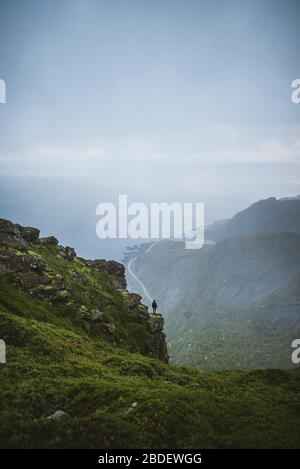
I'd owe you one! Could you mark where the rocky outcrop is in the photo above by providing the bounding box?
[0,219,29,250]
[148,314,169,363]
[59,245,76,260]
[0,252,47,275]
[71,271,86,284]
[125,292,148,320]
[77,305,108,323]
[86,259,127,291]
[0,218,169,363]
[76,305,116,337]
[15,224,40,244]
[0,245,72,302]
[40,236,58,246]
[0,219,41,247]
[0,219,42,250]
[34,281,72,303]
[126,292,143,309]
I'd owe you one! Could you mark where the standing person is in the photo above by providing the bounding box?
[152,299,157,314]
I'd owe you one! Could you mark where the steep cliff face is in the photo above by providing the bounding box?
[148,314,169,363]
[0,218,168,361]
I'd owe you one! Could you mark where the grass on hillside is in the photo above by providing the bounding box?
[1,308,300,449]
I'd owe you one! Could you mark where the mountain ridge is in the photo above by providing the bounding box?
[206,197,300,242]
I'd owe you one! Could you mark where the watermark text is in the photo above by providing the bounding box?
[96,195,204,249]
[0,339,6,364]
[291,79,300,104]
[291,339,300,364]
[0,79,6,104]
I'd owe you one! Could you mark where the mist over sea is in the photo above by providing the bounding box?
[0,175,254,260]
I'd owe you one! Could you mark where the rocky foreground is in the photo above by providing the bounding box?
[0,218,300,448]
[0,218,168,363]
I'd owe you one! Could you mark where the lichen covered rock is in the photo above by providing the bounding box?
[148,314,169,363]
[15,225,40,244]
[86,259,127,291]
[126,292,142,308]
[0,219,28,250]
[59,245,76,260]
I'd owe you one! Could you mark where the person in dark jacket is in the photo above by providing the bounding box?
[152,299,157,314]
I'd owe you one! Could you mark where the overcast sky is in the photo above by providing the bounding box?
[0,0,300,258]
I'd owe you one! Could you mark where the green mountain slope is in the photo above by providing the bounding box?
[0,218,168,362]
[206,197,300,242]
[1,219,300,449]
[125,234,300,370]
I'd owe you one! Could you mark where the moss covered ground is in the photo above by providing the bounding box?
[0,232,300,448]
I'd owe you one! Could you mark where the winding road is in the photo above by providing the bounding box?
[127,241,161,303]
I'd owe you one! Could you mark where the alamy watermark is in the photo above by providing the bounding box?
[0,339,6,364]
[291,79,300,104]
[291,339,300,364]
[96,194,204,249]
[0,78,6,104]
